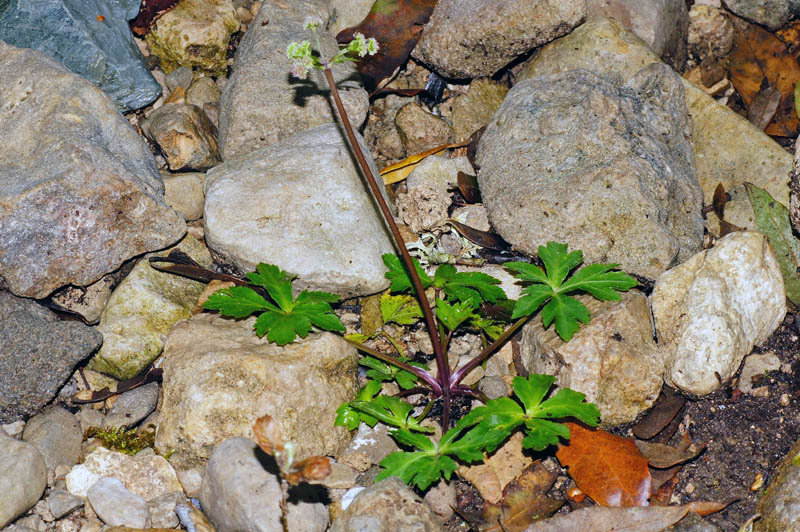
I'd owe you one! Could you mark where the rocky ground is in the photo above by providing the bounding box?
[2,0,800,531]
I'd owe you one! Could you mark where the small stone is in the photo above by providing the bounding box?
[47,489,83,519]
[424,480,456,521]
[737,352,781,394]
[688,5,734,60]
[147,491,182,528]
[339,423,399,471]
[49,275,116,325]
[406,155,474,196]
[751,386,770,398]
[87,477,150,528]
[479,376,510,400]
[165,66,194,92]
[781,394,791,406]
[22,406,83,476]
[141,103,220,171]
[103,382,160,429]
[176,468,204,498]
[396,184,451,233]
[451,79,509,142]
[394,103,453,155]
[451,205,491,233]
[186,76,221,108]
[1,421,25,439]
[33,500,55,522]
[318,462,357,490]
[162,172,206,221]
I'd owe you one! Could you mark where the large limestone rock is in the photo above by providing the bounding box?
[90,235,212,380]
[412,0,584,79]
[520,292,664,426]
[518,17,793,239]
[0,0,161,110]
[155,313,359,469]
[145,0,240,75]
[0,42,185,298]
[205,124,393,298]
[0,291,102,423]
[477,63,703,279]
[218,0,368,160]
[651,232,786,395]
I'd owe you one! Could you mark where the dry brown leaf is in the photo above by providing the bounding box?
[634,440,705,469]
[727,14,800,136]
[285,455,332,486]
[556,423,651,507]
[632,387,685,441]
[521,501,728,532]
[253,415,285,456]
[476,461,563,532]
[747,85,782,131]
[380,140,471,184]
[458,432,533,504]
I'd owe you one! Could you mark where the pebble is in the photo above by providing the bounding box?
[103,382,159,430]
[22,406,83,478]
[87,477,150,528]
[47,490,84,519]
[0,429,47,528]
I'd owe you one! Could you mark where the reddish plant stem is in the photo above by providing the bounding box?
[450,315,530,387]
[323,67,452,427]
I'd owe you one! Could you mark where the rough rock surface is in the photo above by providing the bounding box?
[477,63,703,279]
[205,124,393,298]
[412,0,584,79]
[586,0,688,69]
[330,477,443,532]
[723,0,800,31]
[49,275,116,325]
[200,438,329,532]
[0,42,185,298]
[65,447,182,499]
[755,435,800,531]
[0,292,102,423]
[155,313,359,469]
[90,235,211,380]
[688,4,735,61]
[218,0,368,160]
[520,291,664,425]
[0,0,161,110]
[141,103,220,171]
[651,232,786,395]
[22,406,82,477]
[145,0,240,75]
[162,172,206,221]
[0,429,47,528]
[450,79,509,143]
[328,0,374,35]
[394,102,453,154]
[518,16,793,238]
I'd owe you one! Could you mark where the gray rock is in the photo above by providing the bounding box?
[516,16,794,240]
[330,477,443,532]
[0,42,186,299]
[0,0,161,110]
[90,234,211,380]
[47,489,83,519]
[49,275,116,325]
[200,438,329,532]
[652,232,786,395]
[0,292,102,422]
[520,291,664,425]
[218,0,368,160]
[755,435,800,531]
[586,0,688,69]
[166,67,194,93]
[724,0,800,31]
[186,76,221,108]
[146,491,182,529]
[411,0,584,79]
[0,429,47,528]
[87,476,150,528]
[477,64,703,280]
[103,382,160,429]
[738,352,782,394]
[394,103,453,154]
[142,103,220,171]
[22,406,83,476]
[205,124,393,298]
[328,0,374,35]
[338,423,399,472]
[155,314,359,470]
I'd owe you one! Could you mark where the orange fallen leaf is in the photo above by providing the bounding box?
[727,14,800,137]
[380,140,470,184]
[556,422,651,507]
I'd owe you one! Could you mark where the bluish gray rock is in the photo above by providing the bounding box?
[0,291,102,423]
[0,0,161,110]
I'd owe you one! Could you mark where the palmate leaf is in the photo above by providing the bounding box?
[349,395,433,433]
[335,380,382,430]
[382,254,431,293]
[433,264,507,304]
[380,294,422,325]
[435,298,478,332]
[506,242,636,341]
[376,448,459,491]
[202,262,344,345]
[359,355,423,390]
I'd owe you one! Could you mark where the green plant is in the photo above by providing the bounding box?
[198,20,639,493]
[86,426,156,455]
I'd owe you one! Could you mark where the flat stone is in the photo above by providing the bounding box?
[155,313,359,469]
[90,234,211,380]
[200,438,329,532]
[87,477,150,529]
[145,0,240,75]
[205,124,393,298]
[22,406,82,476]
[47,489,83,519]
[477,63,703,279]
[103,382,160,429]
[651,232,786,395]
[218,0,368,160]
[0,429,47,528]
[0,42,185,298]
[412,0,584,79]
[0,0,161,110]
[0,292,102,422]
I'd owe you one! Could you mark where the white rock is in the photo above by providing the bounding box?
[87,477,150,529]
[200,438,328,532]
[205,124,393,298]
[651,231,786,395]
[65,447,182,499]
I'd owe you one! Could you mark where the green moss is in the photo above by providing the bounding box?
[86,426,156,455]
